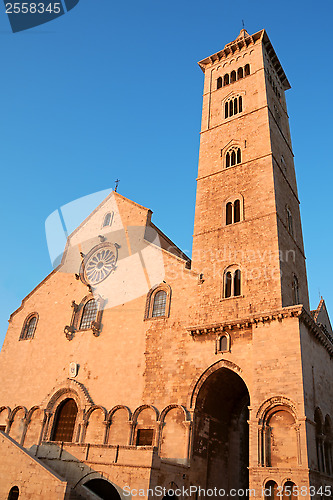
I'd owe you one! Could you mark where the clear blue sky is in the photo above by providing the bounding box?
[0,0,332,346]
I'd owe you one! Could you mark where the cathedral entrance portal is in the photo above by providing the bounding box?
[193,368,249,495]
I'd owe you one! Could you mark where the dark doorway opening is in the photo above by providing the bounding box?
[193,368,250,495]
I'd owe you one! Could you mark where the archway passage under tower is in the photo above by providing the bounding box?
[192,368,250,496]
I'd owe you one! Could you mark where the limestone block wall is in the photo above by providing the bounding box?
[0,431,70,499]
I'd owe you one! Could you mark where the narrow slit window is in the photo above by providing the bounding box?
[231,150,236,166]
[234,199,241,223]
[103,213,111,227]
[239,96,243,112]
[234,269,241,296]
[219,335,228,351]
[229,100,233,117]
[226,152,230,168]
[225,272,232,298]
[237,148,241,164]
[225,102,229,119]
[226,202,233,225]
[292,276,300,305]
[234,98,238,115]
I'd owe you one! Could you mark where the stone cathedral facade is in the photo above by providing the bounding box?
[0,29,332,500]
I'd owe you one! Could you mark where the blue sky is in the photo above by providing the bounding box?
[0,0,332,345]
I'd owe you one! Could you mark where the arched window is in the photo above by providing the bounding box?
[152,290,167,317]
[225,199,242,225]
[224,267,241,298]
[7,487,19,500]
[225,102,229,119]
[292,276,299,305]
[234,269,241,296]
[217,334,230,352]
[51,398,78,442]
[226,152,230,168]
[225,96,243,120]
[224,271,232,298]
[217,77,222,89]
[103,212,112,227]
[237,67,243,79]
[287,207,293,236]
[231,70,236,83]
[264,480,278,500]
[20,314,38,340]
[239,95,243,112]
[226,202,233,225]
[226,147,242,168]
[282,481,298,500]
[223,74,229,86]
[234,199,241,222]
[80,299,98,330]
[145,285,171,319]
[244,64,250,76]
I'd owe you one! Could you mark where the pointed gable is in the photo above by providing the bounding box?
[312,298,333,336]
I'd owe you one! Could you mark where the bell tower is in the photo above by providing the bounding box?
[192,29,309,319]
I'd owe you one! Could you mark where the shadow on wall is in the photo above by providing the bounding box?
[29,442,127,500]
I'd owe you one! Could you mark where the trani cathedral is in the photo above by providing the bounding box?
[1,29,332,500]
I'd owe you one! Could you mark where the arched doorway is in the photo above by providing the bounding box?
[7,486,19,500]
[51,398,78,442]
[83,479,121,500]
[192,367,250,494]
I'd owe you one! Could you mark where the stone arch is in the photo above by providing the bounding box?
[132,405,159,446]
[9,406,27,444]
[74,472,122,500]
[132,404,159,423]
[160,404,189,423]
[24,406,45,449]
[108,405,132,421]
[188,359,249,410]
[0,406,11,431]
[159,405,189,463]
[108,406,131,446]
[42,378,93,412]
[256,396,298,424]
[257,398,299,468]
[192,365,250,493]
[84,406,107,445]
[83,479,121,500]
